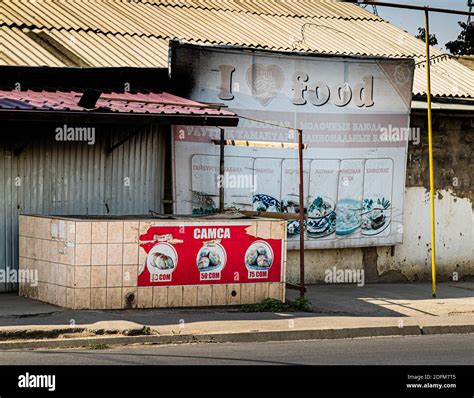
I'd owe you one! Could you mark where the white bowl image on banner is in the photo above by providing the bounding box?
[146,242,178,275]
[245,240,274,271]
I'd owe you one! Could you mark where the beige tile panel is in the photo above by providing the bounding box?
[42,240,50,262]
[91,266,106,288]
[280,282,286,302]
[18,255,26,271]
[75,222,92,244]
[58,220,67,241]
[240,283,255,304]
[34,217,43,239]
[19,236,27,257]
[26,238,34,259]
[57,263,67,286]
[91,288,106,309]
[123,243,138,265]
[19,215,27,237]
[168,286,183,307]
[106,287,122,309]
[38,260,49,283]
[271,220,287,240]
[50,219,59,240]
[47,283,58,306]
[26,216,36,238]
[256,221,272,239]
[66,265,75,287]
[137,287,153,308]
[50,263,58,286]
[66,287,75,309]
[123,221,139,243]
[107,222,123,243]
[49,241,59,263]
[33,238,42,260]
[56,285,67,308]
[75,288,91,309]
[269,282,283,301]
[183,285,198,307]
[107,243,123,265]
[122,265,138,287]
[66,221,76,242]
[211,284,226,306]
[75,244,91,266]
[106,266,123,288]
[38,282,47,302]
[91,244,107,265]
[152,287,168,308]
[255,283,269,302]
[91,222,107,243]
[75,266,91,288]
[197,285,212,306]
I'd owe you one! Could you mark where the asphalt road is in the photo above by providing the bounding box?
[1,334,473,365]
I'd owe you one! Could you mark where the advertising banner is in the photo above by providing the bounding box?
[170,43,415,249]
[138,222,284,286]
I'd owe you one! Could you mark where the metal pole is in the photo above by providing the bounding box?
[297,128,305,298]
[219,128,225,213]
[424,10,437,298]
[358,1,473,16]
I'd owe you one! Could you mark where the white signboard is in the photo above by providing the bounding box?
[171,43,414,249]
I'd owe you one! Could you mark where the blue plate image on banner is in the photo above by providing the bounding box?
[307,196,336,238]
[335,198,362,236]
[252,194,281,212]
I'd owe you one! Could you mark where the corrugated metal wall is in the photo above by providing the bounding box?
[0,123,165,292]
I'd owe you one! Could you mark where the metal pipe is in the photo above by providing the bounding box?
[219,128,225,213]
[359,1,474,16]
[297,128,305,298]
[424,10,437,298]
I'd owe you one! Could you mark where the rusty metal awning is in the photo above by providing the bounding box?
[0,89,239,126]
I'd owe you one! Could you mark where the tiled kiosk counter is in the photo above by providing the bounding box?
[18,215,286,309]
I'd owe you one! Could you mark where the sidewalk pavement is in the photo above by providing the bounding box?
[0,282,472,350]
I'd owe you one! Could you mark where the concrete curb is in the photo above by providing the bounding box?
[0,323,473,350]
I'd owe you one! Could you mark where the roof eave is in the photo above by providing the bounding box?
[0,109,239,127]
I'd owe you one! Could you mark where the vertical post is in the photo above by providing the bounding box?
[219,128,225,213]
[425,9,437,298]
[297,129,305,298]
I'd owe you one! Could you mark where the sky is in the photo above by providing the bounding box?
[362,0,472,52]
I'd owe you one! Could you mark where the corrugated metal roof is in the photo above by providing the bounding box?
[1,0,473,98]
[0,26,65,66]
[0,90,236,116]
[0,0,429,56]
[413,55,474,98]
[133,0,383,19]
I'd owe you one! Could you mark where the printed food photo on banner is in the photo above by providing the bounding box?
[245,241,274,279]
[137,223,284,287]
